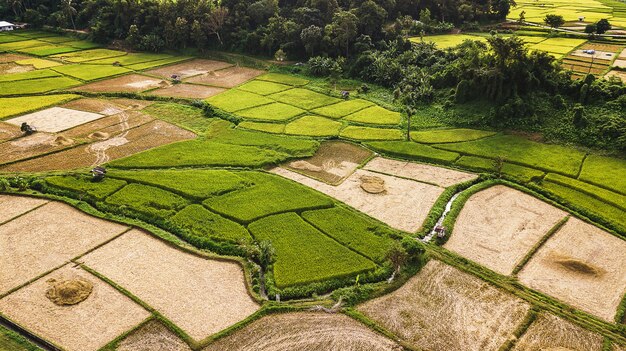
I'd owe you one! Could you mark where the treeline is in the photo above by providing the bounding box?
[1,0,512,56]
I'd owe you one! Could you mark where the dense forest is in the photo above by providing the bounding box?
[1,0,625,152]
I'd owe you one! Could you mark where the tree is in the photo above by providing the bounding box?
[173,17,189,49]
[355,0,387,37]
[585,23,597,36]
[300,25,323,56]
[191,20,206,52]
[61,0,77,30]
[596,19,611,34]
[518,10,525,24]
[386,242,408,275]
[544,14,564,29]
[419,8,433,26]
[206,6,228,45]
[327,10,358,57]
[125,24,140,49]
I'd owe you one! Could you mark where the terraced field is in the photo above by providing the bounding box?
[1,29,625,351]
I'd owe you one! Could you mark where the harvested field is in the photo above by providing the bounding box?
[0,265,149,351]
[284,141,372,185]
[117,320,191,351]
[61,98,129,115]
[0,121,21,141]
[81,230,259,340]
[579,42,624,53]
[0,119,193,172]
[570,49,616,60]
[74,74,166,93]
[203,312,403,351]
[0,62,33,74]
[61,110,153,139]
[0,194,47,224]
[147,84,225,99]
[359,260,530,351]
[185,66,264,88]
[0,132,75,165]
[0,200,128,294]
[145,59,232,79]
[364,157,477,187]
[518,218,626,321]
[445,185,566,275]
[606,70,626,82]
[0,54,31,63]
[614,59,626,68]
[6,107,104,133]
[512,313,603,351]
[272,167,443,232]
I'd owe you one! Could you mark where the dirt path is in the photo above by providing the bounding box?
[87,112,130,166]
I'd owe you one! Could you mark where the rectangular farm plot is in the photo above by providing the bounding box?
[51,48,126,63]
[445,185,566,275]
[358,260,530,351]
[80,229,259,340]
[518,218,626,321]
[340,126,404,141]
[0,195,48,224]
[284,115,343,137]
[284,141,373,185]
[237,80,292,95]
[6,107,103,133]
[0,201,128,294]
[0,76,81,95]
[269,88,341,110]
[0,265,149,351]
[51,64,132,81]
[256,72,309,86]
[0,132,78,165]
[236,102,305,121]
[343,106,402,125]
[512,313,603,351]
[311,99,374,119]
[248,213,377,288]
[272,167,443,232]
[364,157,477,187]
[185,66,264,88]
[74,74,166,93]
[0,121,21,142]
[207,89,274,112]
[146,59,232,79]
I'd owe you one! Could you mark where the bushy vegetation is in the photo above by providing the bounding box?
[108,169,251,199]
[203,171,333,223]
[248,212,377,288]
[104,183,189,218]
[302,207,396,262]
[169,204,252,243]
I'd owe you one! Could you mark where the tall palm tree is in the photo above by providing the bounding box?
[61,0,77,30]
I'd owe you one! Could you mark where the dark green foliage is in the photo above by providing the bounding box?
[455,80,471,103]
[302,207,396,262]
[203,172,334,223]
[104,183,189,218]
[248,212,377,288]
[168,204,251,243]
[44,175,126,200]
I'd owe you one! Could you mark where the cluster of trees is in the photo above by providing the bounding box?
[1,0,514,57]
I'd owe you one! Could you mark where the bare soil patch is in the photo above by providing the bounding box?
[606,70,626,82]
[0,200,128,294]
[62,98,127,115]
[0,62,33,74]
[81,229,259,341]
[117,320,191,351]
[359,260,530,351]
[146,59,232,79]
[0,265,149,351]
[203,312,402,351]
[580,43,623,53]
[445,185,566,275]
[364,157,477,187]
[571,49,616,60]
[613,59,626,68]
[74,74,166,93]
[272,167,443,232]
[0,194,48,224]
[185,66,264,88]
[6,107,104,133]
[512,313,603,351]
[147,83,225,99]
[0,54,31,63]
[0,132,73,165]
[0,119,192,172]
[518,218,626,321]
[0,121,21,142]
[284,141,373,185]
[61,110,153,139]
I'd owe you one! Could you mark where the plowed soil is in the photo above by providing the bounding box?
[145,59,232,79]
[147,83,225,99]
[74,74,167,93]
[364,157,477,187]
